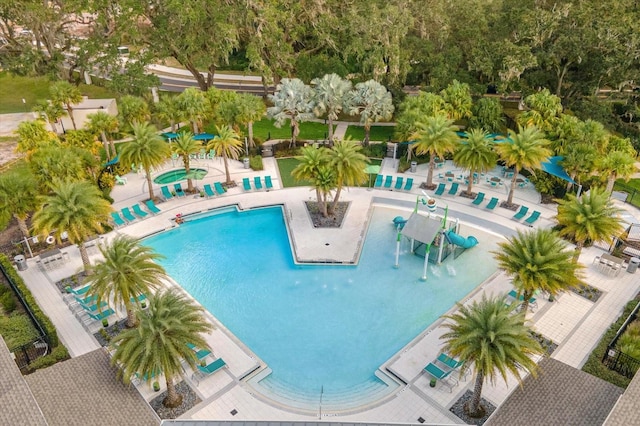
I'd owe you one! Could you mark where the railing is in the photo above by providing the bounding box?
[601,301,640,378]
[10,337,51,372]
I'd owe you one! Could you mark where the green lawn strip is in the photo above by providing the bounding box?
[344,125,396,142]
[0,314,40,348]
[277,157,382,188]
[247,119,333,141]
[614,179,640,209]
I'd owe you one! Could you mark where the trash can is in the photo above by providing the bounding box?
[14,255,27,271]
[410,161,417,173]
[627,257,640,273]
[243,158,250,169]
[261,147,273,157]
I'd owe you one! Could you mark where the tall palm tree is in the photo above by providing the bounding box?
[118,96,151,132]
[440,80,473,121]
[267,78,315,148]
[235,93,266,148]
[292,145,330,209]
[15,120,57,157]
[311,73,352,143]
[556,188,625,261]
[516,89,563,132]
[495,125,551,205]
[560,144,597,192]
[453,129,497,196]
[86,236,167,327]
[395,92,446,144]
[32,100,65,134]
[441,294,543,418]
[411,115,460,189]
[206,126,243,184]
[86,111,119,160]
[155,95,183,133]
[177,87,210,134]
[31,181,112,273]
[119,122,170,200]
[344,80,394,146]
[327,140,368,214]
[110,289,213,407]
[172,132,200,193]
[50,81,82,130]
[0,167,41,238]
[597,151,637,193]
[312,166,336,218]
[494,228,584,313]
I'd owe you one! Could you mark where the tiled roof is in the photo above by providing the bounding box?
[25,348,160,426]
[0,337,47,425]
[486,357,624,426]
[603,367,640,425]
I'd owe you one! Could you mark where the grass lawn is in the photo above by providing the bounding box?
[0,72,118,114]
[344,125,396,142]
[277,157,382,188]
[248,118,333,141]
[614,179,640,208]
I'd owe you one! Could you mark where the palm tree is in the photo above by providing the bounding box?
[469,97,505,133]
[516,89,563,132]
[50,81,82,130]
[155,95,183,133]
[441,294,543,418]
[560,144,597,192]
[440,80,473,121]
[556,188,625,261]
[206,126,243,184]
[495,125,551,206]
[86,236,167,327]
[292,145,330,210]
[453,129,497,196]
[177,87,210,134]
[119,122,170,200]
[344,80,394,146]
[235,93,266,148]
[86,111,119,160]
[172,132,200,193]
[597,151,637,193]
[411,115,460,189]
[31,180,112,273]
[118,96,151,132]
[311,73,352,143]
[327,140,368,214]
[15,120,57,156]
[312,166,336,218]
[32,100,65,134]
[267,78,315,148]
[0,167,41,238]
[394,92,446,148]
[110,289,213,407]
[494,228,584,313]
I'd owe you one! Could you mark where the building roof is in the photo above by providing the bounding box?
[603,366,640,425]
[0,337,47,425]
[25,348,160,426]
[486,357,623,426]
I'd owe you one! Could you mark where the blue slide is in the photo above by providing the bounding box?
[444,230,479,249]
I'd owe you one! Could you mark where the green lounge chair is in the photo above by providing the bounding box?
[132,204,148,218]
[447,182,459,196]
[265,176,273,190]
[436,353,469,380]
[242,178,251,191]
[471,192,485,205]
[78,299,108,313]
[214,182,226,195]
[394,176,404,190]
[203,184,215,197]
[186,343,212,361]
[485,197,499,210]
[115,175,127,185]
[424,362,458,392]
[434,183,446,196]
[512,206,529,220]
[86,308,115,322]
[508,289,538,310]
[111,212,125,227]
[121,207,136,222]
[254,176,263,190]
[145,200,161,214]
[66,284,90,296]
[525,210,541,226]
[374,175,383,188]
[404,178,413,191]
[174,183,185,196]
[161,186,173,200]
[383,175,393,189]
[192,358,227,384]
[73,293,97,305]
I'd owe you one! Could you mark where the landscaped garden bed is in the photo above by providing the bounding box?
[450,389,496,425]
[149,380,201,419]
[571,284,603,302]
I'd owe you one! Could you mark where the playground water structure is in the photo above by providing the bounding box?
[153,168,208,184]
[143,205,500,411]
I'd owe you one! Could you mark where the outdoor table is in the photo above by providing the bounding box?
[503,168,515,178]
[599,253,624,276]
[38,248,65,269]
[435,159,445,168]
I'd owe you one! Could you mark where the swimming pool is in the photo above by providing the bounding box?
[153,168,208,184]
[144,205,500,408]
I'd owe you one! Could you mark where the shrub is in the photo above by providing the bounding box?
[98,172,116,191]
[0,291,17,313]
[361,143,387,159]
[0,314,40,348]
[27,344,70,371]
[250,155,264,171]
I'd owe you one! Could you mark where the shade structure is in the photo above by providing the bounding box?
[161,132,179,140]
[401,212,442,245]
[193,133,216,141]
[364,164,381,174]
[103,155,119,167]
[541,156,576,184]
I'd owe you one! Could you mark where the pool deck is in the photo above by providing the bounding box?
[15,155,640,424]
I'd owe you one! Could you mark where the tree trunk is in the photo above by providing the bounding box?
[183,156,194,193]
[49,120,58,134]
[465,370,485,418]
[15,216,30,238]
[110,140,117,159]
[327,117,334,142]
[330,185,342,215]
[315,188,322,209]
[191,120,199,135]
[573,241,584,263]
[170,119,176,133]
[206,64,216,89]
[101,131,110,161]
[79,242,91,274]
[290,120,299,148]
[145,168,155,200]
[125,306,137,328]
[467,168,475,194]
[506,167,518,205]
[364,123,371,147]
[182,60,208,91]
[163,376,183,408]
[320,191,328,217]
[223,154,231,184]
[426,157,435,187]
[68,105,77,130]
[248,121,255,147]
[520,289,533,317]
[605,175,616,193]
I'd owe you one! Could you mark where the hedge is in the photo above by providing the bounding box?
[0,254,60,348]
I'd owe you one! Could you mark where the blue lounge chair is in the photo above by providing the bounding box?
[203,184,215,197]
[66,284,90,296]
[448,182,459,196]
[85,308,115,322]
[265,176,273,190]
[174,183,185,197]
[242,178,251,191]
[404,178,413,191]
[374,175,383,188]
[508,289,538,310]
[111,212,126,227]
[130,294,147,304]
[186,343,212,361]
[424,362,458,392]
[145,200,161,214]
[192,358,227,384]
[485,197,499,210]
[383,175,393,189]
[434,183,446,196]
[254,176,263,190]
[78,298,108,313]
[132,204,148,219]
[471,192,485,205]
[161,186,173,200]
[512,206,529,221]
[394,176,404,190]
[214,182,226,195]
[121,207,136,222]
[525,210,541,226]
[436,353,470,381]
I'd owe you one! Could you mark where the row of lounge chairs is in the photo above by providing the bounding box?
[512,206,541,226]
[423,352,467,392]
[111,200,163,227]
[374,175,414,191]
[242,176,274,191]
[162,182,227,200]
[470,192,499,210]
[187,343,227,384]
[64,284,116,327]
[434,182,459,196]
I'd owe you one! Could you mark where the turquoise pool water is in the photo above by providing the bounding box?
[153,168,208,184]
[144,206,499,406]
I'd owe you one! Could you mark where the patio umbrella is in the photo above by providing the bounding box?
[364,164,381,188]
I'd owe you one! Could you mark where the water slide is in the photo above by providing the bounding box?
[444,230,479,249]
